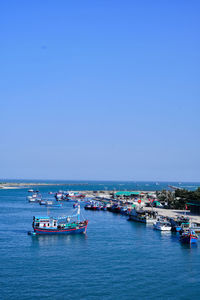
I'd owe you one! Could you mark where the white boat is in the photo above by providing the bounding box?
[27,196,40,203]
[55,192,63,200]
[153,220,171,231]
[190,222,200,233]
[27,193,41,203]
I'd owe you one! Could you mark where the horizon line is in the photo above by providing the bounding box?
[0,178,200,184]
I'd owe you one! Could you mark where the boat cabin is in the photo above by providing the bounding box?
[33,216,58,229]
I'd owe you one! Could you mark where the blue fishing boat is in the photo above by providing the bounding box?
[101,205,107,211]
[84,201,99,210]
[170,216,190,232]
[128,209,157,224]
[29,204,88,235]
[46,203,62,208]
[107,204,121,213]
[179,230,198,244]
[120,207,128,215]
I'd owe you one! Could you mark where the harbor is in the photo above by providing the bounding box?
[1,182,200,299]
[25,187,200,245]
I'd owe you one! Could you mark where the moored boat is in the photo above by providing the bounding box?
[128,209,157,224]
[108,204,121,213]
[27,193,41,203]
[190,222,200,233]
[179,230,198,244]
[153,219,171,231]
[55,192,63,200]
[170,216,190,232]
[39,200,47,205]
[84,201,101,211]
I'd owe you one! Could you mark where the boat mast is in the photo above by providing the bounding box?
[77,202,80,222]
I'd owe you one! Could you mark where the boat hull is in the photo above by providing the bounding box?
[129,215,156,224]
[180,235,198,244]
[153,225,171,231]
[33,224,88,235]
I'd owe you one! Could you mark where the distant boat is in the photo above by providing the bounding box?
[170,216,190,232]
[39,200,47,205]
[128,209,157,224]
[39,200,62,207]
[153,219,171,231]
[29,204,88,235]
[27,193,41,203]
[168,185,183,190]
[55,192,63,200]
[190,222,200,233]
[179,230,198,244]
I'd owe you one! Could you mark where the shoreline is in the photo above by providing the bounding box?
[0,183,89,189]
[2,184,200,222]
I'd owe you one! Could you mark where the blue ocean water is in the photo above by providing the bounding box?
[1,179,200,191]
[0,183,200,300]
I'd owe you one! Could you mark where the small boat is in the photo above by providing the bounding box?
[101,205,108,211]
[27,194,41,203]
[153,219,171,231]
[46,200,62,207]
[47,203,62,208]
[84,201,100,211]
[170,216,190,232]
[120,207,128,215]
[179,230,198,244]
[108,204,121,213]
[128,209,157,224]
[28,189,34,192]
[73,203,78,208]
[29,204,88,235]
[55,192,63,200]
[84,203,92,210]
[190,222,200,233]
[39,200,47,205]
[39,199,62,207]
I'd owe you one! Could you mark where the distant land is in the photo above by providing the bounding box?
[0,182,89,189]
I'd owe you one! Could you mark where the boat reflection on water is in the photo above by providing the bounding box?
[180,241,198,250]
[31,232,88,248]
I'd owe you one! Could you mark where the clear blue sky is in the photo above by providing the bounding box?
[1,0,200,181]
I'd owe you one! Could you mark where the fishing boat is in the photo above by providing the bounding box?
[28,204,88,235]
[108,204,121,213]
[190,222,200,233]
[170,216,190,232]
[84,201,101,210]
[84,202,92,210]
[120,207,128,215]
[101,205,107,211]
[27,193,41,203]
[128,209,157,224]
[47,203,62,208]
[39,200,47,205]
[45,200,62,207]
[153,219,171,231]
[55,192,63,200]
[179,230,198,244]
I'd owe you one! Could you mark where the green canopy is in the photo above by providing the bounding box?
[115,191,140,196]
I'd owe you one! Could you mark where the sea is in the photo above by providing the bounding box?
[0,181,200,300]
